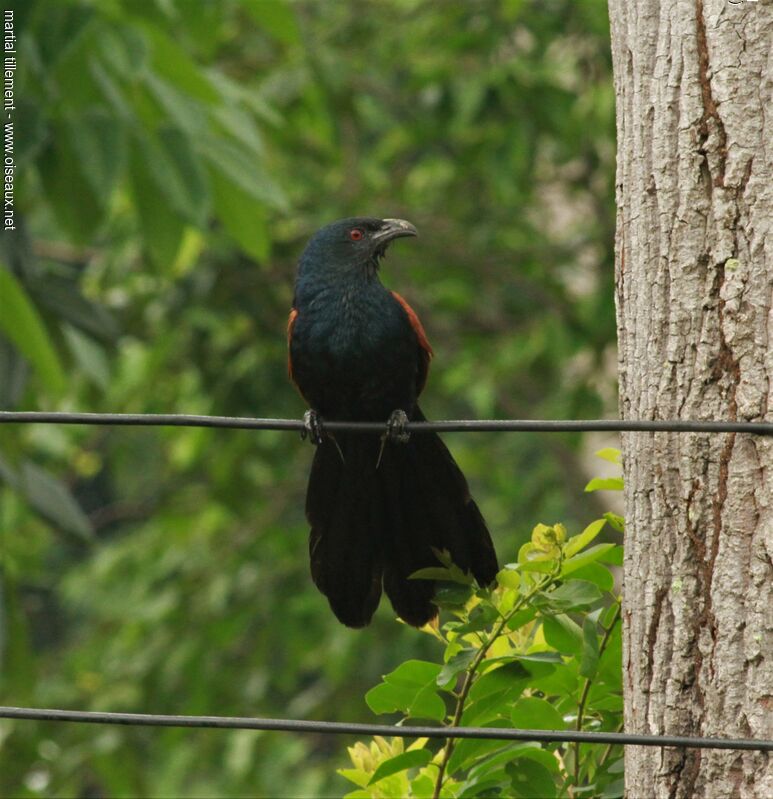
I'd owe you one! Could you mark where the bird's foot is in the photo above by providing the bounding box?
[376,410,411,469]
[385,409,411,444]
[301,409,325,445]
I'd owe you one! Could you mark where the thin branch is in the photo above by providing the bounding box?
[431,568,563,799]
[573,602,623,789]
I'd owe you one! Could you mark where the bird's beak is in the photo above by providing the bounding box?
[372,218,418,245]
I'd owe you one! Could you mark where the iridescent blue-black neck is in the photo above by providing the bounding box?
[294,216,388,306]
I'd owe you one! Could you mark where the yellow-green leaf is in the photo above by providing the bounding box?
[368,749,432,786]
[595,447,621,464]
[563,519,606,559]
[584,477,624,492]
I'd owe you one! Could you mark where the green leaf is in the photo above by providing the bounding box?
[2,459,94,542]
[244,0,301,44]
[599,545,624,566]
[432,581,474,608]
[594,448,621,464]
[365,660,446,722]
[463,665,551,728]
[603,512,625,533]
[368,749,432,785]
[508,746,561,774]
[50,20,108,109]
[437,649,476,688]
[35,4,96,69]
[587,690,623,713]
[211,104,265,155]
[464,664,558,724]
[469,661,530,702]
[453,728,561,777]
[134,128,210,226]
[448,734,511,777]
[144,73,208,135]
[527,661,579,697]
[0,267,66,395]
[542,615,583,655]
[506,758,557,798]
[510,696,565,731]
[561,544,616,578]
[565,562,615,592]
[496,567,521,589]
[368,659,442,695]
[410,567,471,585]
[517,541,555,567]
[600,778,625,798]
[144,26,221,103]
[515,560,555,574]
[202,138,288,210]
[459,775,510,798]
[563,518,606,559]
[66,109,127,198]
[598,623,623,683]
[584,477,624,493]
[579,617,600,679]
[531,522,566,553]
[0,338,28,407]
[28,275,118,343]
[63,325,110,390]
[482,653,563,668]
[464,743,541,785]
[447,604,498,635]
[364,681,443,721]
[13,98,46,169]
[337,769,369,789]
[209,167,270,262]
[89,58,132,119]
[410,773,435,798]
[601,602,621,629]
[462,693,516,728]
[97,22,148,77]
[506,607,538,632]
[536,580,602,612]
[38,134,104,243]
[130,138,186,268]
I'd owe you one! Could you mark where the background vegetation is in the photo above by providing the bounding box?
[0,0,616,795]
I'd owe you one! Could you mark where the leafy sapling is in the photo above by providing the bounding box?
[339,450,625,799]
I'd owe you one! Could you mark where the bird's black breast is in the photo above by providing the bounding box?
[291,286,420,421]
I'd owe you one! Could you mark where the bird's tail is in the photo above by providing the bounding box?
[305,407,498,628]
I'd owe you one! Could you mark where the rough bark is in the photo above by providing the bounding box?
[607,0,772,797]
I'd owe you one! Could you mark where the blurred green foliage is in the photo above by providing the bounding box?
[0,0,615,796]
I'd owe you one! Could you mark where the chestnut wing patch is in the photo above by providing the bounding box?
[287,307,299,381]
[390,291,433,396]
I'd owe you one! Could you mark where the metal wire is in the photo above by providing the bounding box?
[1,412,770,756]
[0,411,770,435]
[0,707,770,751]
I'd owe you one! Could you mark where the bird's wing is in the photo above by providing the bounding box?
[287,307,299,382]
[390,291,433,396]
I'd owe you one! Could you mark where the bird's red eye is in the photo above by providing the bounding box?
[349,228,364,241]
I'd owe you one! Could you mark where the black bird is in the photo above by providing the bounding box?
[288,217,498,627]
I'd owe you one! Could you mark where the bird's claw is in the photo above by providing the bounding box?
[302,409,325,445]
[385,409,411,444]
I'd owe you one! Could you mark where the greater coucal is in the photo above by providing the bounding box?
[288,217,498,627]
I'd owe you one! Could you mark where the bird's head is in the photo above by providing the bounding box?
[299,217,418,279]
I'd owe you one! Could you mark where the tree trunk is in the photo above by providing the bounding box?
[607,0,772,797]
